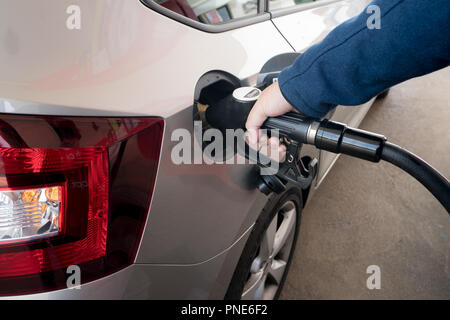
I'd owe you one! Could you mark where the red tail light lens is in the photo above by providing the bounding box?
[0,115,163,295]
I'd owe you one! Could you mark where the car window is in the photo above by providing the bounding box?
[269,0,325,11]
[152,0,259,24]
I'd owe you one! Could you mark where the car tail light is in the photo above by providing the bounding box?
[0,115,164,295]
[0,185,64,244]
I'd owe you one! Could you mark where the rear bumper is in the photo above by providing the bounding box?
[1,223,252,299]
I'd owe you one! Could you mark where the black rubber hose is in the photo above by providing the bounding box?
[381,142,450,213]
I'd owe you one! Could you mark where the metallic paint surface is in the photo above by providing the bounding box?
[0,0,292,118]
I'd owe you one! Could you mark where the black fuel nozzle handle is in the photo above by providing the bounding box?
[261,112,317,145]
[262,112,387,163]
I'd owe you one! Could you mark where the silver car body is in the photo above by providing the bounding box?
[0,0,373,299]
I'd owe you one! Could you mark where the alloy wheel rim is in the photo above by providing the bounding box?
[241,200,297,300]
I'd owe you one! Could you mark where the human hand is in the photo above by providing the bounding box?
[245,81,295,161]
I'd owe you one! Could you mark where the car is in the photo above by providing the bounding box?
[0,0,377,299]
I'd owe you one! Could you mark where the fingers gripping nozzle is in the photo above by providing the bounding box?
[210,86,319,195]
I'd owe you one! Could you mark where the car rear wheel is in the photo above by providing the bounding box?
[225,189,302,300]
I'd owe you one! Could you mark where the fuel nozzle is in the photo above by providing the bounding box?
[205,85,317,143]
[262,112,318,145]
[205,86,261,132]
[207,86,318,193]
[206,85,386,192]
[263,114,387,163]
[207,85,386,164]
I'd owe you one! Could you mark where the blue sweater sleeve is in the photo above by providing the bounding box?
[278,0,450,118]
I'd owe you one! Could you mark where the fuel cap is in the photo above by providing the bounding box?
[232,87,261,102]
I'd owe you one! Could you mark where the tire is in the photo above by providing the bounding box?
[225,187,302,300]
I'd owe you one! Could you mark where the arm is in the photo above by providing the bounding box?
[278,0,450,118]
